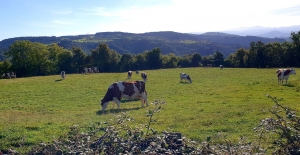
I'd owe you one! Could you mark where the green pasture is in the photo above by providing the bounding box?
[1,67,300,153]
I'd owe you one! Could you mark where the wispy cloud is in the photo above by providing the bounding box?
[51,20,75,25]
[80,7,116,17]
[51,10,72,15]
[270,5,300,16]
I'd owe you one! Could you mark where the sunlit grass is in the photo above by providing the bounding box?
[0,67,299,153]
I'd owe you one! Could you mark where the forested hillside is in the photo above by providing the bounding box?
[0,31,286,61]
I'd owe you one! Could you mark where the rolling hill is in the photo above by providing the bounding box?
[0,31,287,61]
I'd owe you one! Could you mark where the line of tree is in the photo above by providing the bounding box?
[1,31,300,77]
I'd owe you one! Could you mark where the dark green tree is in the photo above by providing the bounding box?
[145,48,162,69]
[135,52,148,70]
[57,50,73,73]
[178,55,192,67]
[201,55,213,67]
[249,41,265,68]
[71,47,87,73]
[91,44,121,72]
[190,53,202,67]
[212,51,224,67]
[118,53,135,72]
[6,40,50,76]
[0,60,12,74]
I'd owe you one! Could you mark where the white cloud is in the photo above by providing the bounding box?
[51,10,72,15]
[52,20,75,25]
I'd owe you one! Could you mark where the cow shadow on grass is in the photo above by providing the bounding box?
[96,107,142,115]
[96,99,143,115]
[179,81,192,84]
[283,84,295,87]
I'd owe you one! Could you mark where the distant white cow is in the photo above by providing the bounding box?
[2,73,10,79]
[277,68,296,85]
[61,71,66,80]
[141,72,147,82]
[180,73,192,83]
[127,71,132,79]
[92,67,99,73]
[2,72,16,79]
[10,72,16,78]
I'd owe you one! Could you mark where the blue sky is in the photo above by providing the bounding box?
[1,0,300,41]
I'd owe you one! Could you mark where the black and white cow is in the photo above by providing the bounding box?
[61,71,66,80]
[141,72,147,82]
[277,68,296,85]
[100,81,148,112]
[2,72,16,79]
[92,67,99,73]
[127,71,132,79]
[2,73,11,79]
[180,73,192,83]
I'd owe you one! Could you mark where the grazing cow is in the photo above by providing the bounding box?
[2,73,10,79]
[2,72,16,79]
[100,81,148,112]
[127,71,132,79]
[180,73,192,83]
[61,71,66,80]
[10,72,16,78]
[220,65,223,69]
[141,72,147,82]
[92,67,99,73]
[277,68,296,85]
[84,68,94,74]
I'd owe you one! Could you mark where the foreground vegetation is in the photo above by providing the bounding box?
[0,67,300,154]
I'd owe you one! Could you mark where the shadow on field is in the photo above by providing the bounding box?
[55,79,63,82]
[96,98,144,115]
[284,84,295,87]
[96,106,142,115]
[179,81,192,84]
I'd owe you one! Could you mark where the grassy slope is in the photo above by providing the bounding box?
[0,67,299,153]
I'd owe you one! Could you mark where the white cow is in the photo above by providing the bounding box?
[180,73,192,83]
[2,73,10,79]
[141,72,147,82]
[127,71,132,79]
[277,68,296,85]
[61,71,66,80]
[100,81,148,112]
[2,72,16,79]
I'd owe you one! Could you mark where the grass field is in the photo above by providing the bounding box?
[1,67,300,153]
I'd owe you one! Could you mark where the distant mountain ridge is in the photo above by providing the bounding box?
[0,31,288,61]
[221,25,300,38]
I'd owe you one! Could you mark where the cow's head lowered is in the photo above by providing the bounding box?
[141,72,147,82]
[101,80,148,112]
[180,73,192,83]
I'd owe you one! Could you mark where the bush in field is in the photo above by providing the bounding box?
[254,95,300,155]
[20,96,300,154]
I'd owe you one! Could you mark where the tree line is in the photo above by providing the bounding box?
[0,31,300,77]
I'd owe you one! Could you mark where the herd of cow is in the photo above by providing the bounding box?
[1,67,297,113]
[100,68,297,112]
